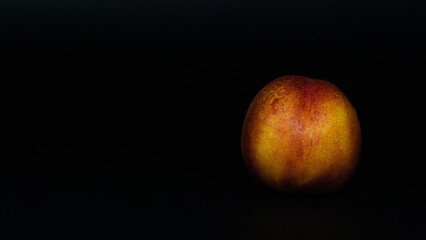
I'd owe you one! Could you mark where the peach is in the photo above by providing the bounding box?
[241,75,361,194]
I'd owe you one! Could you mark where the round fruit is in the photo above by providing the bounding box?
[241,75,361,194]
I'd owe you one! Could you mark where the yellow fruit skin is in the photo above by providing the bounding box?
[241,75,361,194]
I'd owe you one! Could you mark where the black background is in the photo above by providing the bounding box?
[1,0,425,239]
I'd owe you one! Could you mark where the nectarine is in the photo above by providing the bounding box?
[241,75,361,194]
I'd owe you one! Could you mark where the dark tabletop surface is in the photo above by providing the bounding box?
[2,1,425,239]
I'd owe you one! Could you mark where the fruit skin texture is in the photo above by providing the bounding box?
[241,75,361,194]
